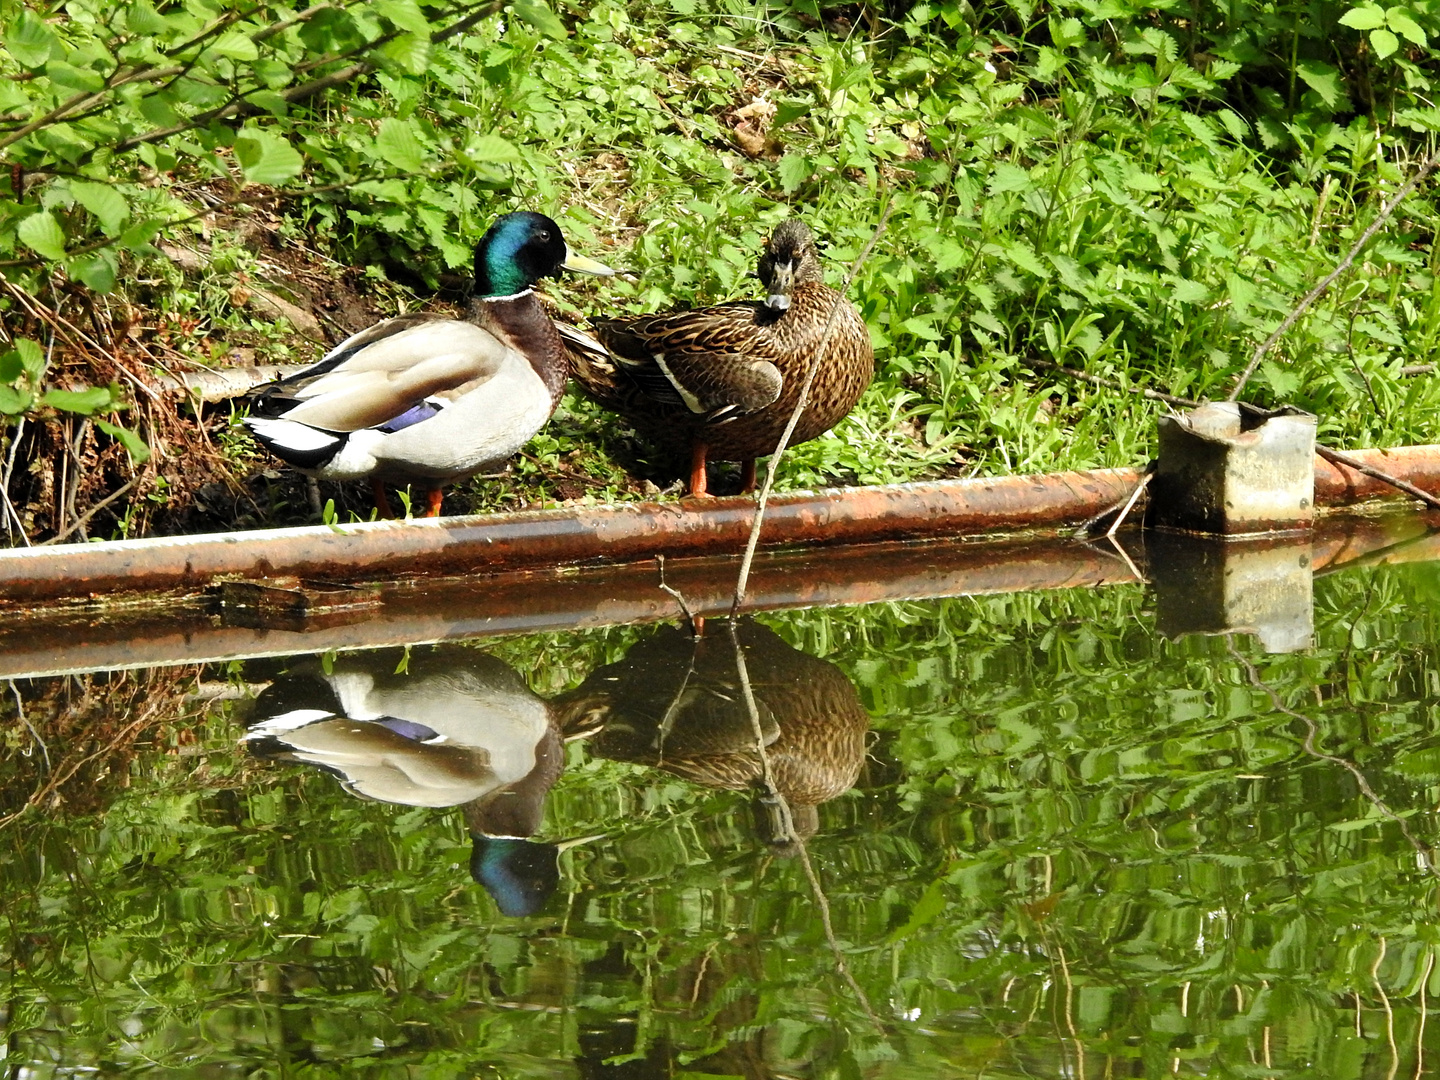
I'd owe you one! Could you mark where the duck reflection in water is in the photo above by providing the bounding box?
[554,619,870,850]
[244,621,871,919]
[243,647,568,917]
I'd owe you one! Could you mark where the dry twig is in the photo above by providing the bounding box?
[730,203,893,614]
[1228,151,1440,401]
[1315,445,1440,511]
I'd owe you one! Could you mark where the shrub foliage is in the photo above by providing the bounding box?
[0,0,1437,534]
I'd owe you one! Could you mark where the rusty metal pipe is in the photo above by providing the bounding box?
[1,446,1438,607]
[0,467,1140,604]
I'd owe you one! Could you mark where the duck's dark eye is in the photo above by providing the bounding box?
[538,230,552,241]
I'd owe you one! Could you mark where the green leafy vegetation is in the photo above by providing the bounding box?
[0,0,1437,534]
[2,559,1440,1074]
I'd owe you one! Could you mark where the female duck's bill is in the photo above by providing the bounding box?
[241,211,613,519]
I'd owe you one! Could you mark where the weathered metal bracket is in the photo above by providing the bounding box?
[1148,402,1317,536]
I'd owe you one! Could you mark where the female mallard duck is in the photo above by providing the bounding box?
[244,211,612,518]
[561,219,872,496]
[554,619,870,847]
[243,646,573,917]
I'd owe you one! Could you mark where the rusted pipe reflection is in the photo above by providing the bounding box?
[0,509,1431,679]
[0,535,1138,677]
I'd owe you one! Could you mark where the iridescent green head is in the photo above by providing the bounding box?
[474,211,613,297]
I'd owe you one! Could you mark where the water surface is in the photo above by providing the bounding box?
[3,547,1440,1077]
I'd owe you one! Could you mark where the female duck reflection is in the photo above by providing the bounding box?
[243,621,869,914]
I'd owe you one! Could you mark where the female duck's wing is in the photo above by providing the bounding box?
[595,301,785,423]
[261,318,515,432]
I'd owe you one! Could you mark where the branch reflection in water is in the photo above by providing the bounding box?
[241,621,871,916]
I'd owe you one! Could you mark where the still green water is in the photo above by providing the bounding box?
[3,556,1440,1078]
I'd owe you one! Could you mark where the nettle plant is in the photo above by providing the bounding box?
[0,0,571,539]
[0,0,569,424]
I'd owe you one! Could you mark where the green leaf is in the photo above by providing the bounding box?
[1339,4,1387,28]
[512,0,568,38]
[1259,359,1301,398]
[1295,59,1346,109]
[901,316,943,342]
[1327,816,1383,833]
[13,339,44,381]
[95,419,152,464]
[18,212,67,261]
[209,30,259,61]
[378,32,430,74]
[69,181,130,236]
[1386,9,1426,45]
[1003,240,1049,278]
[126,0,171,35]
[886,877,948,944]
[234,130,304,185]
[139,92,181,127]
[244,90,291,117]
[44,62,106,93]
[0,386,33,415]
[1370,27,1400,56]
[375,0,432,35]
[120,218,166,252]
[465,133,521,164]
[776,154,811,192]
[375,117,427,173]
[933,238,968,273]
[1217,109,1250,141]
[5,9,58,68]
[772,97,811,127]
[988,162,1032,193]
[42,386,117,415]
[1167,276,1210,304]
[73,251,119,293]
[1049,15,1085,47]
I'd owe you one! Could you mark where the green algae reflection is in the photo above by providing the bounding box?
[3,559,1440,1076]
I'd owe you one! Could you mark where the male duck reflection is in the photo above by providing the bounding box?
[556,619,870,848]
[243,646,575,917]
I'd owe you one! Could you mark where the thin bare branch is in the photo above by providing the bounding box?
[725,618,884,1029]
[730,202,893,615]
[40,470,145,546]
[1228,152,1440,401]
[1315,445,1440,511]
[1026,356,1201,409]
[108,0,502,157]
[1,416,29,547]
[0,178,365,269]
[1227,637,1439,881]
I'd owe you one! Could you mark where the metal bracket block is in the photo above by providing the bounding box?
[1149,402,1317,536]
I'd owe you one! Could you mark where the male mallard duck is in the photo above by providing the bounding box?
[561,219,873,496]
[243,646,569,916]
[245,211,613,518]
[553,620,870,847]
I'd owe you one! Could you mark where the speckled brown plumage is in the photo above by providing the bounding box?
[552,620,870,843]
[562,220,873,493]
